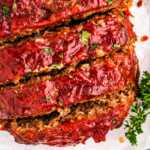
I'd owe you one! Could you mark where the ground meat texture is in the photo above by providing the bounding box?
[0,10,136,85]
[0,48,138,119]
[0,0,122,43]
[2,86,135,146]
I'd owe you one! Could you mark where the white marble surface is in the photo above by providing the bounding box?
[0,0,150,150]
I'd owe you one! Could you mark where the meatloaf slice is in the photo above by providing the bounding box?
[0,9,135,85]
[0,48,138,119]
[1,85,136,146]
[0,0,122,44]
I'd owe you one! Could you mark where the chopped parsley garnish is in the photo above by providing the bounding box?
[91,43,98,50]
[81,31,91,45]
[43,47,53,55]
[51,64,63,69]
[107,0,113,5]
[2,5,10,17]
[120,11,125,17]
[125,72,150,145]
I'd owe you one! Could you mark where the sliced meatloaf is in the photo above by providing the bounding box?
[0,0,122,43]
[1,84,136,146]
[0,48,138,119]
[0,0,138,147]
[0,10,135,85]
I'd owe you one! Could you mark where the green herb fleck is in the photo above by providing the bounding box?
[120,11,125,17]
[51,64,63,69]
[81,31,91,45]
[91,43,98,50]
[125,72,150,145]
[107,0,113,5]
[43,47,53,55]
[112,44,120,49]
[2,5,10,17]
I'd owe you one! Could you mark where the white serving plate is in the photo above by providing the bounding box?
[0,0,150,150]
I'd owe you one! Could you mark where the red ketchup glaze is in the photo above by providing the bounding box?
[9,102,133,146]
[0,0,122,41]
[0,49,138,119]
[137,0,143,7]
[0,14,130,84]
[140,35,149,42]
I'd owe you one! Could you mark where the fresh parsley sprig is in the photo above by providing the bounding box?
[125,71,150,145]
